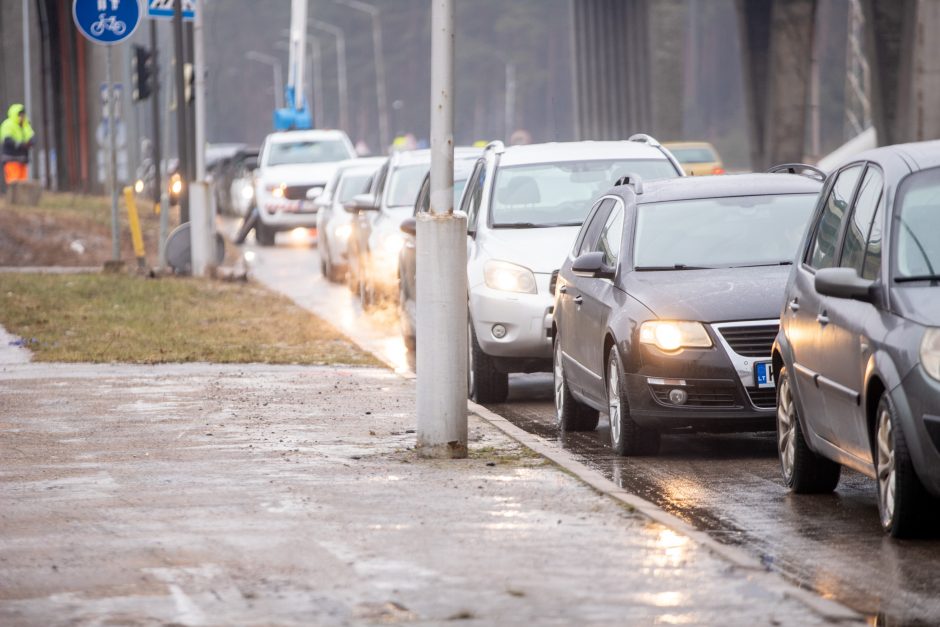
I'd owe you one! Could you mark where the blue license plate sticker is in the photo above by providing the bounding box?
[755,361,774,388]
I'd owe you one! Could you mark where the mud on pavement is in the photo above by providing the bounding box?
[0,363,842,625]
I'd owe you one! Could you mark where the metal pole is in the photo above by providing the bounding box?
[310,36,324,127]
[416,0,466,459]
[194,0,207,181]
[173,0,189,222]
[22,0,31,180]
[106,49,120,261]
[245,52,284,110]
[505,62,516,142]
[372,11,389,152]
[311,21,349,132]
[150,20,168,269]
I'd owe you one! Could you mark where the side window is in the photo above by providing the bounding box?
[371,164,388,196]
[460,161,486,228]
[840,167,883,274]
[576,199,614,256]
[806,165,863,269]
[594,202,625,267]
[861,202,884,280]
[414,179,430,215]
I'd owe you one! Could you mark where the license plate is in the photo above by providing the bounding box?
[755,361,774,388]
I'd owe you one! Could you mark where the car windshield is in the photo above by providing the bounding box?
[491,159,678,227]
[336,172,373,204]
[387,164,429,207]
[670,147,716,163]
[266,140,351,166]
[633,194,817,269]
[895,167,940,280]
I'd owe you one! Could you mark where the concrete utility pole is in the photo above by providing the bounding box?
[21,0,31,180]
[173,0,189,222]
[150,20,169,270]
[416,0,467,459]
[311,20,349,132]
[189,0,214,277]
[335,0,389,151]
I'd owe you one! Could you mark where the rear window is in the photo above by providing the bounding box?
[265,140,352,166]
[670,147,717,163]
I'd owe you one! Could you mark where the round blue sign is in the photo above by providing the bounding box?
[73,0,141,45]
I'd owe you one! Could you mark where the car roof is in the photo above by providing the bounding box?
[266,129,351,143]
[847,140,940,173]
[335,156,387,171]
[496,141,670,167]
[662,141,716,150]
[390,146,483,167]
[622,173,822,205]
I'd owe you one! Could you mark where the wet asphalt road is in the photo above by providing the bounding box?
[237,229,940,625]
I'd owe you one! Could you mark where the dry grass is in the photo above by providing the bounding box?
[0,272,382,366]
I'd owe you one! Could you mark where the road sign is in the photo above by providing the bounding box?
[147,0,195,21]
[72,0,142,45]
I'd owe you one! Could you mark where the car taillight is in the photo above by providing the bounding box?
[712,167,725,175]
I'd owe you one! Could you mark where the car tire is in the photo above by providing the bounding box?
[553,337,599,432]
[468,320,508,403]
[255,221,276,247]
[876,393,928,538]
[607,346,659,456]
[776,367,841,494]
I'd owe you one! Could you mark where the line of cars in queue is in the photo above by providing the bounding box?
[241,128,939,538]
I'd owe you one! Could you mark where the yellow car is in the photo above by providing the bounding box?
[663,142,725,176]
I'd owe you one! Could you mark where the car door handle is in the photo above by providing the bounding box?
[558,285,567,294]
[573,295,583,305]
[788,298,800,312]
[816,311,829,325]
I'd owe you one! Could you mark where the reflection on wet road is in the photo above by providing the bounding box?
[238,234,940,624]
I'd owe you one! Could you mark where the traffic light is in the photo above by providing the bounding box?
[131,45,153,102]
[184,62,194,104]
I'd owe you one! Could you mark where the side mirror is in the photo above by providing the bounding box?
[572,251,615,279]
[815,267,876,302]
[400,217,417,236]
[345,193,378,214]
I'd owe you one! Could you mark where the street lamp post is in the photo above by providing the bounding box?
[310,20,349,133]
[245,51,284,110]
[334,0,389,151]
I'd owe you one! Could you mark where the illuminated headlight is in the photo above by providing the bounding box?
[170,176,182,195]
[484,260,537,294]
[134,179,145,194]
[268,183,286,198]
[240,185,254,200]
[335,223,352,241]
[380,232,405,256]
[639,321,712,352]
[921,328,940,381]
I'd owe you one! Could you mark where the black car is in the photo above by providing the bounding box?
[552,171,822,456]
[773,141,940,537]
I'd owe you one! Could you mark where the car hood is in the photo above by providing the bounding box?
[892,286,940,327]
[481,226,581,275]
[258,163,337,185]
[623,265,791,323]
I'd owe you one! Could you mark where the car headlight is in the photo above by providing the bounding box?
[484,260,537,294]
[335,223,352,241]
[380,232,405,256]
[921,328,940,381]
[639,321,712,352]
[267,183,286,198]
[170,175,182,195]
[240,184,254,200]
[134,179,145,194]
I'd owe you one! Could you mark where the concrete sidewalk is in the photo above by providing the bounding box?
[0,362,843,625]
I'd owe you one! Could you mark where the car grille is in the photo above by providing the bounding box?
[717,323,779,357]
[745,386,777,409]
[283,184,317,201]
[649,383,739,408]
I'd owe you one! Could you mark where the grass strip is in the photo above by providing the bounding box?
[0,273,381,366]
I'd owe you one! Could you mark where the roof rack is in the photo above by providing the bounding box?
[614,173,644,195]
[628,133,685,176]
[484,140,506,155]
[767,163,826,182]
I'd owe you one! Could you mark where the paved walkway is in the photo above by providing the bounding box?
[0,363,845,625]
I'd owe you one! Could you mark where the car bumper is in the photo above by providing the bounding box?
[623,342,776,432]
[469,274,553,362]
[891,365,940,496]
[258,198,319,229]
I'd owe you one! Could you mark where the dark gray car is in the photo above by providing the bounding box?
[773,140,940,538]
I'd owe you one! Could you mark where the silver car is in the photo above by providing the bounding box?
[465,136,684,402]
[315,157,385,282]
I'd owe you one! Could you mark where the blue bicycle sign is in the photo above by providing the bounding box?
[73,0,142,45]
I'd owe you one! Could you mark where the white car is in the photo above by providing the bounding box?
[253,129,356,246]
[464,136,684,402]
[315,157,386,282]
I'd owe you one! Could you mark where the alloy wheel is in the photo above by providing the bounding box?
[777,376,796,482]
[877,407,897,529]
[607,359,621,446]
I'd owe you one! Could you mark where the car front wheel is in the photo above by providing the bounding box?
[468,321,508,403]
[876,393,928,538]
[776,367,841,493]
[553,336,598,432]
[607,346,659,456]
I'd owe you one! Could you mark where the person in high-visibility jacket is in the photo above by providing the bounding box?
[1,104,35,184]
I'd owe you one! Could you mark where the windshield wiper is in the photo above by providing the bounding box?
[494,222,554,229]
[895,274,940,283]
[633,264,714,271]
[732,261,794,268]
